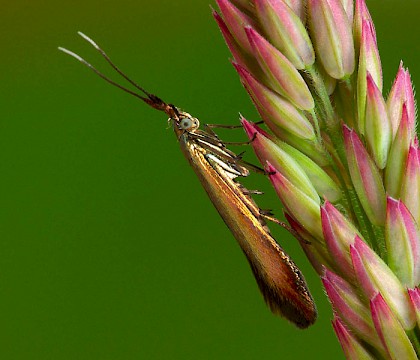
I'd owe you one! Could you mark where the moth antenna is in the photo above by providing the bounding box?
[59,33,176,117]
[58,46,149,102]
[77,32,152,99]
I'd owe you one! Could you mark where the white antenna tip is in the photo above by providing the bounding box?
[58,46,84,63]
[77,31,100,49]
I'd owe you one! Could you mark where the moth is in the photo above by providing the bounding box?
[59,32,317,328]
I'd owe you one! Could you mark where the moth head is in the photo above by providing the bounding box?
[176,113,200,132]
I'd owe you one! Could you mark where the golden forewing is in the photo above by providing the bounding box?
[179,138,316,328]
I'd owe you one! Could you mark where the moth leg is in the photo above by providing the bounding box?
[233,158,265,175]
[259,211,311,245]
[241,189,264,195]
[220,132,257,146]
[201,124,258,146]
[205,131,257,147]
[201,123,223,142]
[204,120,264,129]
[259,211,286,226]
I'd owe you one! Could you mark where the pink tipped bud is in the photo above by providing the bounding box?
[364,73,391,169]
[360,20,383,90]
[266,162,323,239]
[351,236,416,330]
[401,146,420,226]
[387,62,416,139]
[332,317,376,359]
[254,0,315,69]
[356,21,383,135]
[323,270,384,351]
[216,0,257,54]
[213,10,262,78]
[243,119,340,201]
[343,125,386,226]
[408,288,420,326]
[370,293,417,359]
[242,118,320,202]
[233,62,316,139]
[321,201,362,279]
[245,26,314,110]
[354,0,376,53]
[356,20,383,135]
[241,116,272,139]
[385,197,420,287]
[308,0,355,79]
[385,104,412,198]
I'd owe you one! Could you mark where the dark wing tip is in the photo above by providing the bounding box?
[249,261,317,328]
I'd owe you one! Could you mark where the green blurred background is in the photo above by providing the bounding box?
[1,1,419,359]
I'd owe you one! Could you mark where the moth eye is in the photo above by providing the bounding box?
[180,118,192,130]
